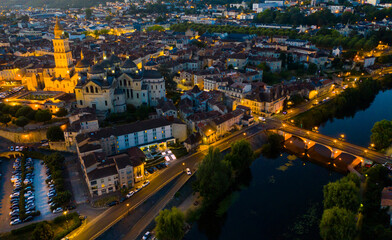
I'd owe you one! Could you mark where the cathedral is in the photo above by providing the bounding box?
[23,18,78,93]
[23,19,166,115]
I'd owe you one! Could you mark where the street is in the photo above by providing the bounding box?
[68,123,264,240]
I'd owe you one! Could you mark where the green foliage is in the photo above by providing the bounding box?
[193,147,232,204]
[15,106,35,120]
[261,133,284,158]
[35,110,52,122]
[46,126,65,142]
[147,25,165,32]
[32,221,54,240]
[14,116,29,128]
[293,78,382,129]
[0,114,11,126]
[154,207,185,240]
[55,108,68,117]
[43,153,71,208]
[323,177,360,212]
[85,8,93,19]
[319,207,357,240]
[224,140,254,176]
[370,119,392,150]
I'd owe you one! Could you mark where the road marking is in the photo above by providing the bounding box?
[88,171,183,240]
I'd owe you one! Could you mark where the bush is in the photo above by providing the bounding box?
[35,110,52,122]
[46,126,65,141]
[11,222,39,235]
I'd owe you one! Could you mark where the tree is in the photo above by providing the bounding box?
[147,25,165,32]
[154,207,185,240]
[308,63,318,75]
[35,110,52,122]
[32,221,54,240]
[193,147,232,204]
[261,133,284,158]
[224,140,254,175]
[15,106,35,120]
[370,119,392,150]
[0,114,11,126]
[320,207,357,240]
[46,126,65,142]
[55,108,68,117]
[14,116,29,128]
[85,8,93,19]
[323,178,360,212]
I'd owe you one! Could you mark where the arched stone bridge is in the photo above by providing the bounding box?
[274,125,391,166]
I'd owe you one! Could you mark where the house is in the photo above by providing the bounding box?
[81,147,145,196]
[184,132,202,152]
[235,84,288,116]
[381,187,392,225]
[64,109,99,146]
[156,98,177,118]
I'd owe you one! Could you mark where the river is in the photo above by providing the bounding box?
[186,89,392,240]
[317,89,392,147]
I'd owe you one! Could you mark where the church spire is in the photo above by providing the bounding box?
[54,17,64,39]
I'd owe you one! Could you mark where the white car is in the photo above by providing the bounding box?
[15,146,20,152]
[10,219,21,225]
[142,180,150,188]
[186,168,192,175]
[52,207,63,213]
[126,191,134,198]
[142,231,151,240]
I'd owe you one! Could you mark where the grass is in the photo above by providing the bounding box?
[0,212,81,240]
[170,147,188,159]
[92,195,118,208]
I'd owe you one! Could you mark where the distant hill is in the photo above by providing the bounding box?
[0,0,110,8]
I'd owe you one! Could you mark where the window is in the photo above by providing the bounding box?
[86,87,89,93]
[153,128,157,139]
[137,93,139,98]
[80,100,83,105]
[144,132,148,142]
[134,133,139,145]
[95,87,98,93]
[100,179,104,183]
[90,180,97,185]
[90,86,94,93]
[105,100,108,106]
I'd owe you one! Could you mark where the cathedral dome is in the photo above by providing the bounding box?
[89,64,105,74]
[121,59,137,69]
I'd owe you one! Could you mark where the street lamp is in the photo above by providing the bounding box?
[63,211,69,230]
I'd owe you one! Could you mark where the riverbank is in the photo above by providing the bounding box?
[292,76,392,130]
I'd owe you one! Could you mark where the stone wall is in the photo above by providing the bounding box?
[0,128,47,143]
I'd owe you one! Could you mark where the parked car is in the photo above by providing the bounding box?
[126,191,134,198]
[135,187,142,193]
[10,219,21,225]
[142,231,151,240]
[142,180,150,187]
[52,207,63,214]
[107,201,119,207]
[186,168,192,175]
[23,216,33,222]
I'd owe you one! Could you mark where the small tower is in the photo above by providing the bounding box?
[54,17,64,39]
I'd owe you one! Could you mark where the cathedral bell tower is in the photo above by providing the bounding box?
[52,18,73,79]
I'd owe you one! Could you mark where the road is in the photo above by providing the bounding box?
[68,123,264,240]
[274,119,391,164]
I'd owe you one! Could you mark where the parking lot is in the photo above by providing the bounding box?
[33,159,51,220]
